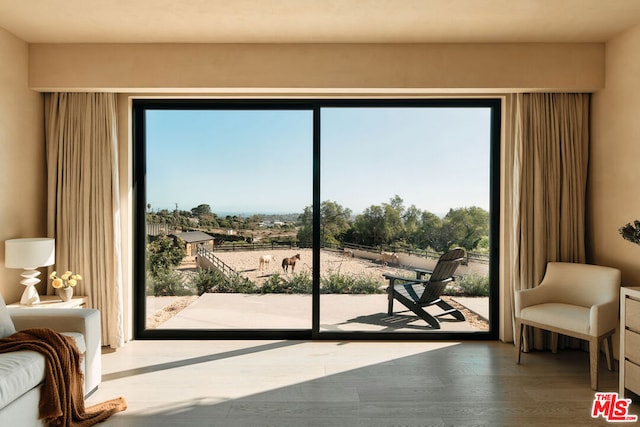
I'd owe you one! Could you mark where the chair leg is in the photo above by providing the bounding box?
[590,336,599,391]
[387,287,394,315]
[388,288,441,328]
[550,332,558,354]
[435,299,465,321]
[413,308,441,329]
[604,335,614,371]
[515,320,524,364]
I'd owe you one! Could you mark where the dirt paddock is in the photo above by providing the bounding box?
[211,248,399,287]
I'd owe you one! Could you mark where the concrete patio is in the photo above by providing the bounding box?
[148,294,489,333]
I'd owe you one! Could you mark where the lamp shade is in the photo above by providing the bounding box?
[5,238,55,269]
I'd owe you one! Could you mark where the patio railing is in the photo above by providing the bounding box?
[196,247,240,280]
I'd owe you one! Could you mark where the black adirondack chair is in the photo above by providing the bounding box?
[383,248,466,329]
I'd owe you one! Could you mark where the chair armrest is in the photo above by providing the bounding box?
[383,274,453,286]
[514,286,553,316]
[590,300,618,337]
[8,308,102,394]
[9,308,98,333]
[382,273,413,281]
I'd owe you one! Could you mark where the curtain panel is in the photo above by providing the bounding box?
[45,93,124,349]
[510,93,590,350]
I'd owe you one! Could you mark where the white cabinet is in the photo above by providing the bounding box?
[620,287,640,398]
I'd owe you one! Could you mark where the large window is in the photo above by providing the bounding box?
[133,99,500,340]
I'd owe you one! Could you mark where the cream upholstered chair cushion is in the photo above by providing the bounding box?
[514,262,621,390]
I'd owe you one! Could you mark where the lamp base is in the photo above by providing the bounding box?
[20,285,40,305]
[19,268,41,306]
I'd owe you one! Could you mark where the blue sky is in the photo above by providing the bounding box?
[146,107,491,216]
[146,110,313,214]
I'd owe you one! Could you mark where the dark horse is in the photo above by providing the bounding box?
[282,254,301,273]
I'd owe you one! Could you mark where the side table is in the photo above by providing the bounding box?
[7,295,89,309]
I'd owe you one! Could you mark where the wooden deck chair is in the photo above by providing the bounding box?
[385,248,466,329]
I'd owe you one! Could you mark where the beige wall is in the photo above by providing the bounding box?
[26,42,604,342]
[29,43,604,92]
[1,39,612,339]
[590,24,640,285]
[0,28,46,303]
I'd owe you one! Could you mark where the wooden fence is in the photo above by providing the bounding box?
[211,239,489,264]
[339,242,489,265]
[213,241,299,252]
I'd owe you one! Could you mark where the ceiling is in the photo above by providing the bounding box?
[1,0,640,44]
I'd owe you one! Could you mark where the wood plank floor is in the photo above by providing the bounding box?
[86,340,637,426]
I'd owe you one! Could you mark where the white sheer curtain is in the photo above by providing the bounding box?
[45,93,124,349]
[509,92,589,349]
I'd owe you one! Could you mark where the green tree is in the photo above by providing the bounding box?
[191,204,212,217]
[351,204,386,246]
[387,194,404,211]
[417,211,457,252]
[320,201,352,245]
[402,205,422,245]
[297,206,313,246]
[381,196,404,243]
[297,201,352,246]
[444,206,490,251]
[147,233,186,278]
[350,196,405,247]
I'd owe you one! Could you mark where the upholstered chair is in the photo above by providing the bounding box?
[514,262,621,390]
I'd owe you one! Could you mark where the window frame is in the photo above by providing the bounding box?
[132,98,501,341]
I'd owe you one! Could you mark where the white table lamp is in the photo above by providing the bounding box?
[5,238,55,305]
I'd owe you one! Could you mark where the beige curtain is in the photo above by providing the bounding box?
[45,93,124,349]
[510,93,589,349]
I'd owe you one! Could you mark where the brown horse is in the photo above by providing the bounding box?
[282,254,301,273]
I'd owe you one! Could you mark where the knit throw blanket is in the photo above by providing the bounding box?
[0,328,126,426]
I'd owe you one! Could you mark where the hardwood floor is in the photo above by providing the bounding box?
[86,340,635,426]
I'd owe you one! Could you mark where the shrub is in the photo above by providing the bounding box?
[443,273,490,297]
[287,272,313,293]
[192,268,226,295]
[190,268,257,294]
[214,274,257,294]
[261,272,312,294]
[148,269,188,296]
[321,270,385,294]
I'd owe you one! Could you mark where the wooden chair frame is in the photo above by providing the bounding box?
[383,248,466,329]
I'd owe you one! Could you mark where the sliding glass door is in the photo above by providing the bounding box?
[319,106,493,334]
[133,99,499,340]
[136,104,314,337]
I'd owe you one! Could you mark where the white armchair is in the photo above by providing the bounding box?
[514,262,621,390]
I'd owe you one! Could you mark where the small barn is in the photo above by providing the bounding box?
[172,231,215,256]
